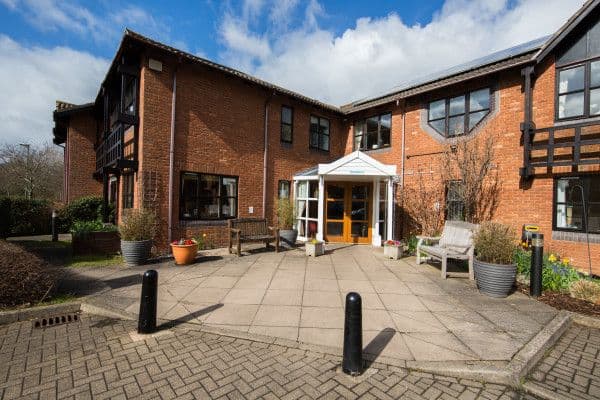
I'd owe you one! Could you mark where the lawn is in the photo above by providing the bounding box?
[68,254,122,268]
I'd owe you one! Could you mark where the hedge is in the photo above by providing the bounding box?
[0,197,53,237]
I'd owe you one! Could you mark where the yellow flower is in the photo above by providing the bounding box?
[548,254,557,263]
[561,258,570,266]
[203,233,207,237]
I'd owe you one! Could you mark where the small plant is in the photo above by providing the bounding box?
[384,239,402,247]
[514,247,531,276]
[569,280,600,303]
[474,222,516,265]
[119,209,157,241]
[276,198,295,229]
[70,220,117,237]
[172,238,197,246]
[194,233,209,249]
[543,252,581,292]
[407,235,419,255]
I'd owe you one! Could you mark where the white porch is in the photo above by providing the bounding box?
[292,151,397,246]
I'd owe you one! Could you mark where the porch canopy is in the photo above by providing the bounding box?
[292,151,397,246]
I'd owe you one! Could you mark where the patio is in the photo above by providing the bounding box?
[65,244,560,365]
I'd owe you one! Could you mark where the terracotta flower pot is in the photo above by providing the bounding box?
[171,243,199,265]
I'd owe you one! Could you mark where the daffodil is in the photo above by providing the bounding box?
[561,257,570,266]
[548,254,557,263]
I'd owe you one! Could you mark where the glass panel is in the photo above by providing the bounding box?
[123,76,136,115]
[281,106,292,124]
[281,124,292,142]
[221,197,236,218]
[297,181,308,198]
[278,181,290,198]
[366,116,379,149]
[429,119,445,134]
[327,201,344,220]
[468,110,488,130]
[380,113,391,146]
[592,61,600,87]
[327,222,343,236]
[448,115,465,136]
[352,185,367,199]
[297,219,306,236]
[297,200,306,218]
[558,66,584,93]
[308,200,318,219]
[354,133,364,150]
[310,116,319,147]
[429,99,445,120]
[319,134,329,151]
[449,95,465,116]
[181,173,198,219]
[354,121,364,150]
[558,92,584,118]
[320,118,329,135]
[327,184,344,199]
[469,89,489,111]
[221,177,236,197]
[351,222,368,237]
[307,220,318,237]
[351,201,367,220]
[589,20,600,60]
[591,88,600,116]
[309,181,319,198]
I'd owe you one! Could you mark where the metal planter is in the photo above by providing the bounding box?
[474,258,517,298]
[121,240,153,266]
[279,229,298,249]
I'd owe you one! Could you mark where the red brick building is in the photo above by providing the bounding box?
[54,1,600,274]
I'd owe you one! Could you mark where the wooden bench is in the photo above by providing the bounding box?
[416,221,478,279]
[228,218,279,256]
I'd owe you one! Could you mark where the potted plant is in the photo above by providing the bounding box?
[119,208,157,266]
[170,238,198,265]
[277,198,297,248]
[473,222,517,298]
[383,239,404,260]
[305,236,324,257]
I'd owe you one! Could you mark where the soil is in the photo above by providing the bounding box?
[516,282,600,318]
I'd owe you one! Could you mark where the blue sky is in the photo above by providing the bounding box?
[0,0,586,144]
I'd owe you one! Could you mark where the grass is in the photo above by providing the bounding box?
[68,254,123,268]
[40,293,77,305]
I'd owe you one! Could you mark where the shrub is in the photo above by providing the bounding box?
[514,247,531,276]
[515,248,582,292]
[276,198,295,229]
[407,235,419,256]
[474,222,516,265]
[0,197,53,237]
[569,280,600,303]
[57,196,114,232]
[119,209,157,241]
[71,220,118,237]
[0,240,59,308]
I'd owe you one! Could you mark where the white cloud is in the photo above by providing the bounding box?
[219,0,587,105]
[0,35,109,145]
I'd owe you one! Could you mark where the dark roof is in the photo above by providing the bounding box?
[341,36,548,113]
[534,0,599,63]
[124,30,343,114]
[54,101,95,116]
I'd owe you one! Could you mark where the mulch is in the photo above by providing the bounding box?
[516,282,600,318]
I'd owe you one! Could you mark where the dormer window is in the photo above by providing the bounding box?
[427,88,490,137]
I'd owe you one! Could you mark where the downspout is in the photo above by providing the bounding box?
[262,92,275,219]
[520,65,535,179]
[398,99,406,239]
[167,67,177,244]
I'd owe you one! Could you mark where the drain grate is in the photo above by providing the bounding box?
[33,313,80,328]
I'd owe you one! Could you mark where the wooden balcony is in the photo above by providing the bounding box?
[94,125,137,176]
[520,120,600,178]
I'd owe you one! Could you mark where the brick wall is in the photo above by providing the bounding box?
[65,112,102,203]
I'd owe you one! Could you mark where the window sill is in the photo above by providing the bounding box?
[554,115,600,127]
[552,230,600,243]
[357,146,391,154]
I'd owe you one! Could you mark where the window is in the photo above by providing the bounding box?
[556,60,600,119]
[309,115,330,151]
[278,180,290,199]
[554,176,600,234]
[281,106,293,143]
[354,113,391,151]
[295,180,319,238]
[445,181,465,221]
[180,172,238,220]
[122,173,134,209]
[428,88,490,137]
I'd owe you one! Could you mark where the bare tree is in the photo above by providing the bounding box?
[401,166,446,236]
[0,143,63,201]
[441,135,500,223]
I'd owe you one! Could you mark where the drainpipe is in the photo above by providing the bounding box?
[167,67,177,244]
[399,99,406,239]
[520,65,535,179]
[262,92,275,219]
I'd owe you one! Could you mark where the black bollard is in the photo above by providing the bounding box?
[51,210,58,242]
[530,233,543,297]
[342,292,362,375]
[138,270,158,334]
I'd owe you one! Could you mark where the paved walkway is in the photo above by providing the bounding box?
[61,244,559,367]
[525,323,600,399]
[0,314,536,399]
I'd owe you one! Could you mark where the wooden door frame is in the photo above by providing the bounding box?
[325,181,372,244]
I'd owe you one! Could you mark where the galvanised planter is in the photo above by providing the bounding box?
[474,258,517,298]
[279,229,298,249]
[121,240,153,266]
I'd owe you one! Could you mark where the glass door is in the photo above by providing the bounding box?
[325,183,345,242]
[325,182,371,243]
[350,184,370,244]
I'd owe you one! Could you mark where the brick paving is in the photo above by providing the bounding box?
[526,324,600,400]
[0,314,538,399]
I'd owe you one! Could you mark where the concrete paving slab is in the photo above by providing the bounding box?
[302,291,343,307]
[204,304,259,325]
[300,307,344,329]
[222,288,266,304]
[262,289,302,306]
[253,305,301,327]
[390,311,448,333]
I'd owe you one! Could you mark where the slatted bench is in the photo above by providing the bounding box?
[416,221,478,279]
[228,218,280,256]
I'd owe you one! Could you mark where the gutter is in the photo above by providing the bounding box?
[167,67,177,244]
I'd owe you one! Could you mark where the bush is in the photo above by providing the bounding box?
[474,222,516,265]
[0,197,53,237]
[0,240,59,308]
[57,196,113,232]
[119,209,157,241]
[569,280,600,303]
[515,248,582,292]
[276,198,295,229]
[71,220,118,237]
